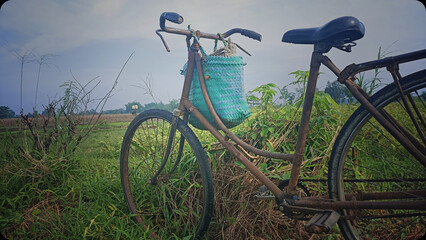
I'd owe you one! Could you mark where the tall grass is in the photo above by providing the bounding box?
[0,68,347,239]
[1,125,150,239]
[0,102,346,239]
[3,70,418,238]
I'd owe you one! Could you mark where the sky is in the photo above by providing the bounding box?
[0,0,425,114]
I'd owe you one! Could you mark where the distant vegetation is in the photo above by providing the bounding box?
[102,99,179,115]
[0,100,179,119]
[0,106,16,119]
[1,69,346,239]
[2,46,423,239]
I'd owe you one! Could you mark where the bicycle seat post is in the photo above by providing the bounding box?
[287,49,324,191]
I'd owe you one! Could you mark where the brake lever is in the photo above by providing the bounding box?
[156,30,170,52]
[234,43,251,56]
[220,39,252,56]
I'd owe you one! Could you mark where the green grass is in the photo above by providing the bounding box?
[1,112,341,239]
[2,96,424,239]
[0,124,156,239]
[0,103,343,239]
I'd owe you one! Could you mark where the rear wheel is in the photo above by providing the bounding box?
[329,70,426,239]
[120,109,214,239]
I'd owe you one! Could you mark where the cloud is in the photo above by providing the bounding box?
[90,0,127,17]
[3,0,423,55]
[1,0,425,113]
[0,0,157,53]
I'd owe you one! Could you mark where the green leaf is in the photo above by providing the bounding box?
[235,161,246,169]
[32,208,42,216]
[260,162,268,172]
[251,132,257,140]
[261,128,268,137]
[281,173,291,180]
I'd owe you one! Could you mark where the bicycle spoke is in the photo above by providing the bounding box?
[329,72,426,239]
[121,110,213,238]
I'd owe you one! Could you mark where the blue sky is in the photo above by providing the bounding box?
[0,0,425,114]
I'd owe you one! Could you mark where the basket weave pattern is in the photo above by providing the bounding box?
[182,55,251,130]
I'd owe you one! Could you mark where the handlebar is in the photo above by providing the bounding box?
[157,12,262,51]
[160,12,184,30]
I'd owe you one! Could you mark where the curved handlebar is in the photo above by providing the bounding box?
[223,28,262,42]
[160,12,184,30]
[158,12,262,42]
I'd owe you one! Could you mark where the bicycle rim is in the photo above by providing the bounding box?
[120,109,214,239]
[329,70,426,239]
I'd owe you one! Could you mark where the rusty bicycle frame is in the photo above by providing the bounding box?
[156,21,426,217]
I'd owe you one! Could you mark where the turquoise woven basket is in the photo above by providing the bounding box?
[181,55,251,130]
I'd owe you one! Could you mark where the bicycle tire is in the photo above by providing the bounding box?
[329,69,426,239]
[120,109,214,239]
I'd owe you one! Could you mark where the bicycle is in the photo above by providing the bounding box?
[120,12,426,239]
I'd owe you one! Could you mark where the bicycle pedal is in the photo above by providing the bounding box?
[305,211,340,234]
[254,185,275,200]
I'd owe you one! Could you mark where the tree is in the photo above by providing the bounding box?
[279,86,296,105]
[103,108,126,114]
[125,101,143,113]
[0,106,16,119]
[165,99,179,112]
[144,102,162,111]
[324,81,348,104]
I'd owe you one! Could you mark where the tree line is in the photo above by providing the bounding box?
[2,85,424,119]
[0,100,180,119]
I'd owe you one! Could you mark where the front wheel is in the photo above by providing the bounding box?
[120,109,214,239]
[329,70,426,239]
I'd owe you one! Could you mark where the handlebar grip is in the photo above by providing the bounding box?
[160,12,184,30]
[240,29,262,41]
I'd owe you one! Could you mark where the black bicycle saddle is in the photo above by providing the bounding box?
[282,16,365,45]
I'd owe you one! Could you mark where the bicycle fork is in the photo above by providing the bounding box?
[149,114,187,185]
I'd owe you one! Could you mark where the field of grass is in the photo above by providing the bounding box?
[0,122,154,239]
[0,114,136,131]
[0,111,342,239]
[1,100,424,239]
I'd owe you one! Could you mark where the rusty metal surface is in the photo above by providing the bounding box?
[173,26,426,214]
[287,51,323,190]
[344,189,426,201]
[334,51,426,166]
[333,54,426,165]
[407,93,426,142]
[293,198,426,211]
[185,98,285,199]
[337,49,426,83]
[380,109,426,154]
[343,77,426,166]
[177,44,285,198]
[388,65,426,145]
[192,50,294,161]
[178,44,197,112]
